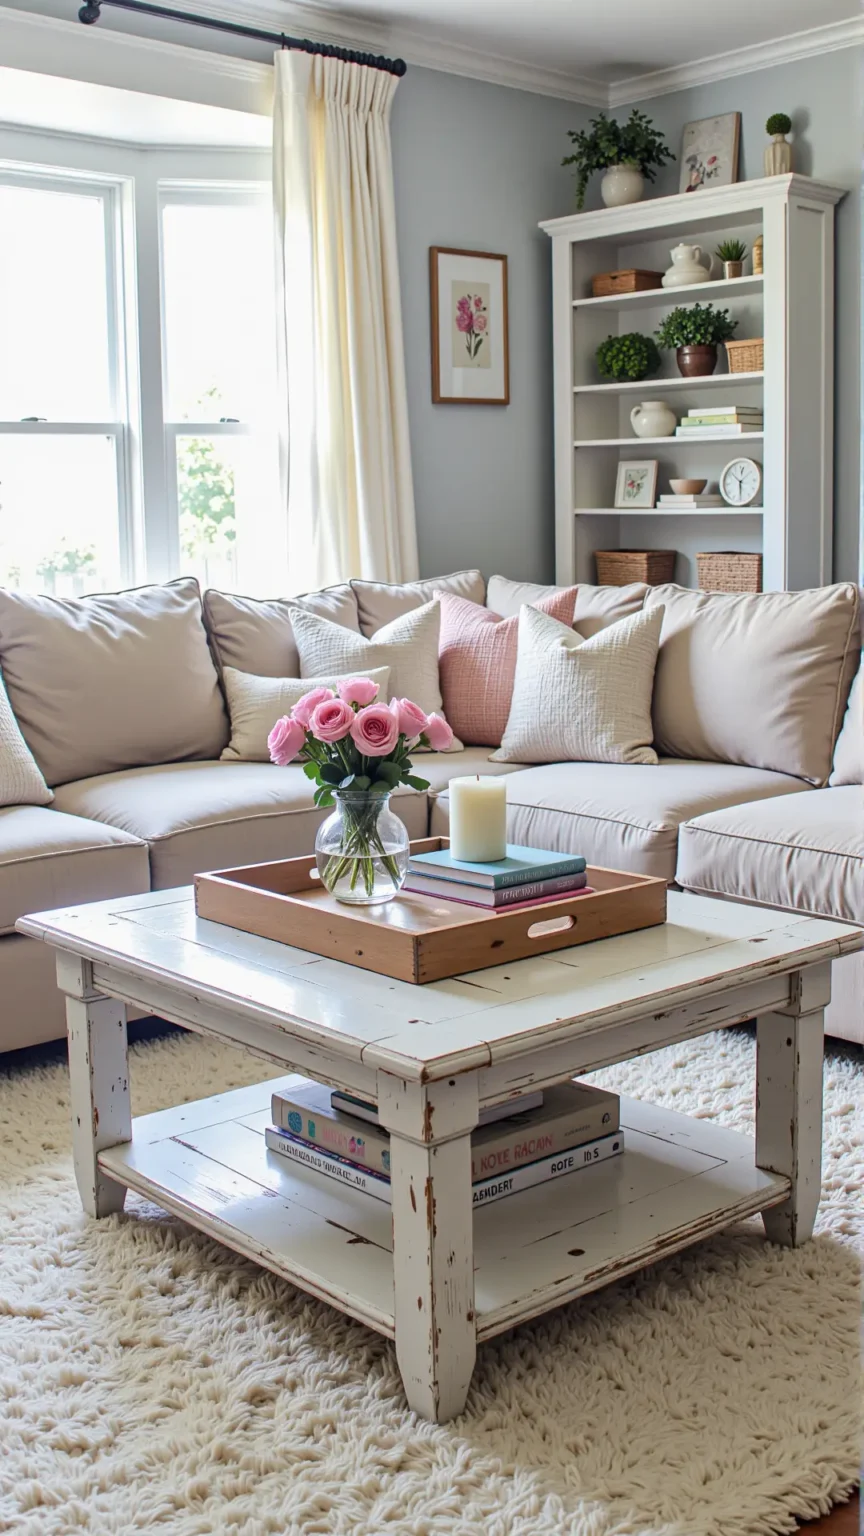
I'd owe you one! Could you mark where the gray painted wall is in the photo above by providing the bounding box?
[615,49,863,584]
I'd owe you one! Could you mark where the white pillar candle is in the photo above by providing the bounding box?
[448,775,507,863]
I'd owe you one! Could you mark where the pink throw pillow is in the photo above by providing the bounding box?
[438,588,579,746]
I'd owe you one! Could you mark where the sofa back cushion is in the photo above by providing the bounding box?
[645,583,861,785]
[203,584,359,677]
[0,579,227,787]
[438,589,578,746]
[351,570,484,637]
[486,575,647,636]
[829,653,862,785]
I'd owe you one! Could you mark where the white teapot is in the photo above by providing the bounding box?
[662,243,712,288]
[630,400,677,438]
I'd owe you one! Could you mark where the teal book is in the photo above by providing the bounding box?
[408,844,587,890]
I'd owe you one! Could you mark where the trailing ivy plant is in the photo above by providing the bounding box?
[562,110,674,209]
[766,112,792,136]
[654,303,738,349]
[595,332,661,381]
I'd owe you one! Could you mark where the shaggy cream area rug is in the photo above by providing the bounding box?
[0,1026,860,1536]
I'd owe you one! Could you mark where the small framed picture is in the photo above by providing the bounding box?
[679,113,741,194]
[614,460,658,509]
[430,247,509,405]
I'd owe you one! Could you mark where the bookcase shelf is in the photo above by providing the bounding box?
[542,174,845,591]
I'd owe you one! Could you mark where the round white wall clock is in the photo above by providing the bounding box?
[720,457,763,507]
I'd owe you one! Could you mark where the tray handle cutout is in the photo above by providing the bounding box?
[528,914,575,939]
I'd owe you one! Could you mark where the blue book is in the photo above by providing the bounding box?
[408,844,587,890]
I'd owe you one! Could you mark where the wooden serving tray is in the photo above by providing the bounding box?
[195,839,667,985]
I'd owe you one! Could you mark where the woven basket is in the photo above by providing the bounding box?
[696,552,763,593]
[595,549,676,587]
[724,338,764,374]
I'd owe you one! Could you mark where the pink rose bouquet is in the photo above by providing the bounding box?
[267,678,454,897]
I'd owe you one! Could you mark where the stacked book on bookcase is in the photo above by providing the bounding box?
[265,1078,623,1208]
[676,405,763,438]
[402,844,592,910]
[658,492,725,508]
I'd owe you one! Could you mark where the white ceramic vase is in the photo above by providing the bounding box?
[764,134,792,176]
[630,401,677,439]
[600,164,644,208]
[662,243,712,288]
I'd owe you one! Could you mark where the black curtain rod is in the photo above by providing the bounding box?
[78,0,407,75]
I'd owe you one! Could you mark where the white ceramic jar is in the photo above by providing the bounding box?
[661,243,712,288]
[600,164,644,208]
[630,400,677,438]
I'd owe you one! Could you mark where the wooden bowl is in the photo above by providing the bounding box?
[669,478,707,495]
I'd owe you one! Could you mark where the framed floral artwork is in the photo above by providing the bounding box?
[430,248,509,404]
[614,460,658,509]
[679,113,740,194]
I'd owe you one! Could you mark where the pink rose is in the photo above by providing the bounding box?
[268,714,306,766]
[350,703,399,757]
[423,713,454,752]
[474,314,488,333]
[337,676,380,707]
[293,686,334,727]
[456,311,473,333]
[390,697,428,739]
[309,697,355,743]
[474,295,483,309]
[456,294,472,314]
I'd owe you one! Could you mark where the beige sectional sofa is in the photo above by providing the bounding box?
[1,572,861,1053]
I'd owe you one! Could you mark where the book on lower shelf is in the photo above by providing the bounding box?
[332,1087,545,1127]
[271,1078,619,1182]
[264,1124,625,1207]
[676,424,762,437]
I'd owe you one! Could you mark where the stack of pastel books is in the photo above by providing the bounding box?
[675,404,763,437]
[265,1078,623,1207]
[402,843,592,911]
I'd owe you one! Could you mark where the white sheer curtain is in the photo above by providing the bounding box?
[273,49,419,592]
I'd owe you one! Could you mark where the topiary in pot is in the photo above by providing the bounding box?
[595,332,661,382]
[655,302,738,377]
[562,110,674,210]
[765,112,793,176]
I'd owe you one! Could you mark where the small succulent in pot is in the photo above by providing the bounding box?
[562,110,674,210]
[714,237,748,280]
[595,332,662,382]
[655,302,738,377]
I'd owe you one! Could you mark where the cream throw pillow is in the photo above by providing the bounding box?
[0,669,52,806]
[288,599,461,748]
[221,667,391,762]
[829,658,863,785]
[492,604,663,766]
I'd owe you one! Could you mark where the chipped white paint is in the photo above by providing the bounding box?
[21,890,862,1422]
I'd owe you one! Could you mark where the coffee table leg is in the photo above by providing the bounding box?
[60,955,131,1218]
[378,1074,477,1423]
[755,965,828,1247]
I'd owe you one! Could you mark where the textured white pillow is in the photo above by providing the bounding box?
[0,669,52,806]
[492,604,663,766]
[288,599,461,747]
[829,658,863,785]
[221,667,391,762]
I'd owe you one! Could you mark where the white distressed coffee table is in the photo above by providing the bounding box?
[18,889,861,1423]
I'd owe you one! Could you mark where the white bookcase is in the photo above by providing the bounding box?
[540,174,845,591]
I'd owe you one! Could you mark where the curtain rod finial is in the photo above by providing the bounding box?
[79,2,102,21]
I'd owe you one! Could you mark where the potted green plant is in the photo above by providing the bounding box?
[714,238,748,281]
[764,113,793,176]
[654,303,738,377]
[595,332,661,382]
[563,110,674,210]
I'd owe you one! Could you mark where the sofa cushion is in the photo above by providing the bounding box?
[431,759,807,881]
[0,579,228,787]
[412,746,525,797]
[0,806,148,935]
[0,669,52,808]
[221,666,390,763]
[487,577,647,637]
[203,585,360,677]
[829,655,862,786]
[677,787,863,924]
[352,570,484,637]
[438,589,578,747]
[645,583,861,786]
[492,605,663,767]
[52,762,433,890]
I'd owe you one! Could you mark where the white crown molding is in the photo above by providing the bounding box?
[608,15,864,105]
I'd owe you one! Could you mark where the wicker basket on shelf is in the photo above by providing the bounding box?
[696,552,763,593]
[724,338,764,374]
[595,549,676,587]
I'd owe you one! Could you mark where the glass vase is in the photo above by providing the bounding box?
[315,790,410,906]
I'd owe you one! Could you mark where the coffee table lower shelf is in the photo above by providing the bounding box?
[98,1079,790,1342]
